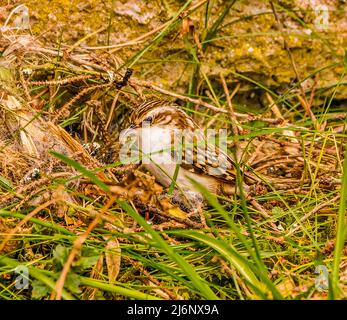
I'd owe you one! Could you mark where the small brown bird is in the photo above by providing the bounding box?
[121,99,251,208]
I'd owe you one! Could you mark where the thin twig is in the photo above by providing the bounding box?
[0,199,57,252]
[269,2,318,129]
[132,79,282,124]
[220,73,241,151]
[105,92,120,130]
[51,196,117,300]
[52,83,111,123]
[266,92,284,122]
[286,195,340,236]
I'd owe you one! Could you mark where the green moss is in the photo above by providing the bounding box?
[6,0,347,101]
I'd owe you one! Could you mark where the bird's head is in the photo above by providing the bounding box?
[129,100,196,130]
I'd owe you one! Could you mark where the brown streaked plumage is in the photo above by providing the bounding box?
[130,100,196,130]
[125,99,250,207]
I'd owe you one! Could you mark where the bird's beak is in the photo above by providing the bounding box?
[119,124,137,142]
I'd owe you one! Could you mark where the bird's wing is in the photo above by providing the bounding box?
[173,129,238,182]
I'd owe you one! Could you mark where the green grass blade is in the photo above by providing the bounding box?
[330,137,347,298]
[118,200,219,300]
[168,164,180,195]
[188,178,283,299]
[0,210,75,236]
[0,256,75,300]
[170,229,265,296]
[0,175,14,192]
[202,0,236,51]
[124,0,193,69]
[79,277,161,300]
[49,151,110,193]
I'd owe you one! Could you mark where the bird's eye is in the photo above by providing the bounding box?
[144,116,153,124]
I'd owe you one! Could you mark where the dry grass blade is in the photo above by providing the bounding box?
[105,238,121,284]
[51,196,116,300]
[0,199,56,252]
